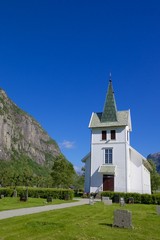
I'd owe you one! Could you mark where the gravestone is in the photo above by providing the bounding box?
[119,197,125,206]
[113,209,133,228]
[65,194,69,200]
[13,189,17,197]
[114,194,119,203]
[104,199,112,205]
[47,196,53,202]
[20,189,28,202]
[89,196,94,205]
[156,205,160,215]
[102,196,110,201]
[102,196,112,205]
[20,195,27,201]
[128,197,134,204]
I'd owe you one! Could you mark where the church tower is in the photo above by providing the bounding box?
[88,79,131,192]
[82,77,151,194]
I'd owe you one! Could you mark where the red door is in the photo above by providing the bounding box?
[103,175,114,191]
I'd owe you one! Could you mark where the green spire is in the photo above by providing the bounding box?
[101,79,117,122]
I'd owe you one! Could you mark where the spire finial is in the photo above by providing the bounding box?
[109,72,112,81]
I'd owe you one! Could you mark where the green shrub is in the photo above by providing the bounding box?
[152,194,160,205]
[124,192,141,203]
[0,188,13,197]
[74,190,84,197]
[101,192,160,204]
[0,187,74,200]
[141,194,153,204]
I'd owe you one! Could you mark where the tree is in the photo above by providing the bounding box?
[32,175,53,188]
[22,167,33,186]
[51,154,75,188]
[73,174,84,191]
[81,166,85,176]
[10,169,22,187]
[148,159,160,193]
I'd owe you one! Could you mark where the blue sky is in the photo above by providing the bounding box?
[0,0,160,170]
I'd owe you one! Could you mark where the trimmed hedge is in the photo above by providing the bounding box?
[101,191,160,204]
[0,188,13,197]
[0,187,74,200]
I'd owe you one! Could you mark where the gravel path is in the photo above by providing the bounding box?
[0,198,90,220]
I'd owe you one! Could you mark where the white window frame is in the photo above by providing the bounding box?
[104,148,113,164]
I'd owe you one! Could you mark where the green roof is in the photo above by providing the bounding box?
[89,80,132,129]
[101,80,117,122]
[89,110,132,129]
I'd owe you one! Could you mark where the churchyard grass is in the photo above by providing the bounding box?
[0,197,75,211]
[0,202,160,240]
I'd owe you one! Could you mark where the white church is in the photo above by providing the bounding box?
[82,78,151,194]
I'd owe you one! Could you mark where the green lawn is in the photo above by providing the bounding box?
[0,197,75,211]
[0,202,160,240]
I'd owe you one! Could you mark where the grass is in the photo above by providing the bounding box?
[0,197,75,211]
[0,202,160,240]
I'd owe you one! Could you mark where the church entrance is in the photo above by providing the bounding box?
[103,175,114,191]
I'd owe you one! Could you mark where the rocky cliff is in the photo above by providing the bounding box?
[0,88,60,167]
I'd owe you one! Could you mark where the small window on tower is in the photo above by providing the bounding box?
[111,130,116,140]
[102,130,107,140]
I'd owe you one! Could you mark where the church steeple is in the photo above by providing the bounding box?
[101,78,118,122]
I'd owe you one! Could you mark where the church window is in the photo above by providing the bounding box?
[102,130,107,140]
[105,148,112,164]
[111,130,116,140]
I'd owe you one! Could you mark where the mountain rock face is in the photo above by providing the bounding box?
[147,152,160,173]
[0,88,60,166]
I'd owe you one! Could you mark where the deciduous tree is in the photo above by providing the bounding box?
[51,154,75,188]
[148,159,160,192]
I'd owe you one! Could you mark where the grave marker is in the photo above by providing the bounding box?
[113,209,133,228]
[119,197,125,206]
[102,196,112,205]
[89,196,94,205]
[156,205,160,215]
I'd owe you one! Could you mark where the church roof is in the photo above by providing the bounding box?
[89,110,132,129]
[129,146,152,172]
[101,80,117,122]
[89,79,132,130]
